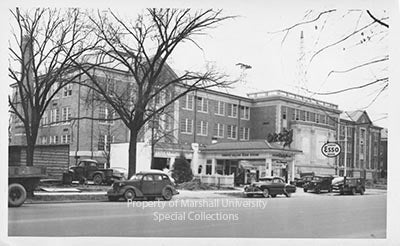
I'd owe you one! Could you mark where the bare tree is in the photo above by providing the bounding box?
[270,9,388,109]
[74,9,236,178]
[8,8,96,166]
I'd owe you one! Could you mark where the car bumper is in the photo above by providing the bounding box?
[107,189,121,197]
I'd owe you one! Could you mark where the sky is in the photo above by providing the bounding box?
[165,1,390,128]
[1,0,392,131]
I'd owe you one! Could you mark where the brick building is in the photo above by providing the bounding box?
[338,111,382,180]
[9,66,384,182]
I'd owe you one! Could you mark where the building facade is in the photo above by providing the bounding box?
[338,111,382,180]
[9,67,384,182]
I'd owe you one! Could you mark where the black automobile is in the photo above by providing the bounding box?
[244,176,296,198]
[303,175,334,193]
[331,177,365,195]
[294,175,314,188]
[107,171,179,201]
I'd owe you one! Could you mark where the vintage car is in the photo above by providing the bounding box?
[243,176,296,198]
[331,177,365,195]
[66,159,124,185]
[303,175,334,193]
[294,175,314,188]
[107,171,179,201]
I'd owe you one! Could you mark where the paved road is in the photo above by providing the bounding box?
[9,192,386,238]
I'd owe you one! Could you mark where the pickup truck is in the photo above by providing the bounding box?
[65,159,124,185]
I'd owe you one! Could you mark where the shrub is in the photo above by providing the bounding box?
[171,155,193,184]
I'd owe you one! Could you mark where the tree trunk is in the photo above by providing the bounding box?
[25,138,35,166]
[128,129,139,178]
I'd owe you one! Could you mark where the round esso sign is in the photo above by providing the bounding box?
[321,142,341,158]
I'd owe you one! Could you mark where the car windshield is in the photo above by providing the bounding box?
[259,178,273,182]
[129,174,143,180]
[312,177,322,181]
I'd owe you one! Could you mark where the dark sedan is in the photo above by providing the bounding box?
[244,176,296,198]
[107,171,179,201]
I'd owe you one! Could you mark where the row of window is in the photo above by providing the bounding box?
[39,135,71,144]
[282,106,335,126]
[41,107,72,126]
[40,106,115,126]
[181,95,250,120]
[180,119,250,140]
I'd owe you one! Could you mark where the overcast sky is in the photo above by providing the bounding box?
[166,1,390,128]
[2,0,393,129]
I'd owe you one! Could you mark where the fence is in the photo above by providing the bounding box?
[194,174,234,188]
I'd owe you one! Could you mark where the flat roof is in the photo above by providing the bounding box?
[203,139,302,153]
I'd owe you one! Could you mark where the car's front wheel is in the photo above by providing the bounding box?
[303,188,308,193]
[124,189,135,201]
[360,187,365,195]
[351,187,357,195]
[284,192,291,198]
[93,174,103,185]
[163,188,173,201]
[262,189,270,198]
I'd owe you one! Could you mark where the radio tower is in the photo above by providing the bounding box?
[297,30,307,94]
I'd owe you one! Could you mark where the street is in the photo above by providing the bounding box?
[8,191,386,238]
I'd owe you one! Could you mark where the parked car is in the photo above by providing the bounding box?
[112,167,128,180]
[107,171,179,201]
[243,176,296,198]
[303,175,334,193]
[331,177,365,195]
[294,175,314,188]
[66,159,123,185]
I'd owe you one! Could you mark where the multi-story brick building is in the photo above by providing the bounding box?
[9,66,383,182]
[338,111,382,180]
[10,67,132,167]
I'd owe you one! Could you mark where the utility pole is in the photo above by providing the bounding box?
[344,125,347,176]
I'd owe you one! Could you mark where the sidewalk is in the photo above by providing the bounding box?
[26,187,386,204]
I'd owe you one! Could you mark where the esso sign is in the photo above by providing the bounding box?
[321,142,341,158]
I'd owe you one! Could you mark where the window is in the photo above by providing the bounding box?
[165,115,173,131]
[154,175,163,181]
[315,114,320,123]
[240,106,250,120]
[41,111,48,126]
[215,101,225,116]
[213,123,224,138]
[282,106,287,120]
[61,134,71,144]
[227,125,237,139]
[182,94,194,110]
[320,115,326,124]
[196,120,208,136]
[206,159,212,175]
[50,108,60,124]
[143,175,154,181]
[98,135,113,151]
[99,107,114,124]
[180,118,193,134]
[196,96,208,113]
[239,127,250,140]
[41,136,47,145]
[300,110,305,121]
[49,135,58,144]
[63,84,72,97]
[62,107,71,123]
[305,111,310,121]
[295,109,300,120]
[227,103,238,118]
